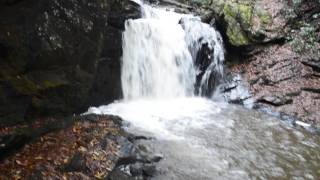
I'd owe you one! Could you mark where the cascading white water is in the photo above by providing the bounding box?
[87,1,227,140]
[180,17,225,95]
[121,3,224,99]
[86,1,320,179]
[122,7,194,99]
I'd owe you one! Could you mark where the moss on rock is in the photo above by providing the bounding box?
[187,0,280,46]
[223,2,253,46]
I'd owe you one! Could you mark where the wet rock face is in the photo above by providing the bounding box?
[0,0,141,125]
[108,135,161,180]
[194,42,221,96]
[258,95,293,106]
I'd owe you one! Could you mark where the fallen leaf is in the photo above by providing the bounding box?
[35,156,43,160]
[78,146,87,152]
[63,158,69,164]
[15,160,26,166]
[94,171,105,179]
[13,174,22,180]
[106,166,112,171]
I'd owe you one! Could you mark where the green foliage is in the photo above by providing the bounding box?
[289,24,319,55]
[283,0,301,20]
[283,0,320,55]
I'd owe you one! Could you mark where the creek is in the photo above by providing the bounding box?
[88,1,320,179]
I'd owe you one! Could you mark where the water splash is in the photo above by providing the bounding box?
[87,97,223,140]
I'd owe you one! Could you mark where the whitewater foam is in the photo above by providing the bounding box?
[87,97,224,139]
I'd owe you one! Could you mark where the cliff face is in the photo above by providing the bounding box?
[184,0,320,125]
[0,0,141,125]
[0,0,319,126]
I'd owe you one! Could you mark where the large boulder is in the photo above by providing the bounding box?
[180,0,286,46]
[0,0,141,125]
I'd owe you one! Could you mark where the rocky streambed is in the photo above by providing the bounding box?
[0,114,161,179]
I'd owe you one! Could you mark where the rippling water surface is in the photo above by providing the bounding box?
[88,98,320,179]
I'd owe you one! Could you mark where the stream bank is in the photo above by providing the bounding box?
[174,0,320,127]
[0,114,160,179]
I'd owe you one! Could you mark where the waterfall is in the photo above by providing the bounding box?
[121,3,224,99]
[87,3,320,179]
